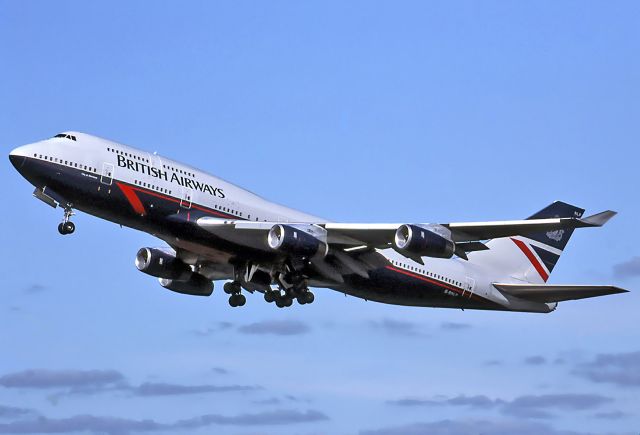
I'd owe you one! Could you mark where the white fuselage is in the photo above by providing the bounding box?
[9,131,556,313]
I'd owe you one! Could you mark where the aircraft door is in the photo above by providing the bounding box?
[148,153,164,172]
[465,277,476,299]
[180,188,193,209]
[100,162,114,186]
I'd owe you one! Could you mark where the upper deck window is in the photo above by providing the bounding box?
[54,133,77,141]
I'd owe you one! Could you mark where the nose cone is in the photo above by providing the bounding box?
[9,146,27,170]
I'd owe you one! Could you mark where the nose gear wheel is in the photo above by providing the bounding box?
[58,206,75,235]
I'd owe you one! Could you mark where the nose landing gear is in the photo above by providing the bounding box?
[58,207,75,235]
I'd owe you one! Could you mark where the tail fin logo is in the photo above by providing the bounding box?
[545,214,565,243]
[546,229,565,242]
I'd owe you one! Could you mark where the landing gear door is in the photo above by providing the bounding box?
[180,188,193,209]
[100,163,114,185]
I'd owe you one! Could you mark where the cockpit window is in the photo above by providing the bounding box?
[54,133,77,141]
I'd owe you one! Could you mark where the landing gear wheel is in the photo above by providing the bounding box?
[304,291,315,304]
[58,221,75,235]
[283,297,293,307]
[63,221,75,234]
[224,281,241,294]
[58,206,76,235]
[227,281,246,307]
[296,295,307,305]
[264,291,276,303]
[228,294,239,307]
[275,298,286,308]
[237,294,246,306]
[223,282,234,294]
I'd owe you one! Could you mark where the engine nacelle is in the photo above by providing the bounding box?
[159,274,213,297]
[394,224,455,259]
[135,248,192,280]
[267,224,328,258]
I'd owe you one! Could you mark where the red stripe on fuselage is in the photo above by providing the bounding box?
[116,182,146,216]
[385,265,484,302]
[511,238,549,282]
[119,182,239,220]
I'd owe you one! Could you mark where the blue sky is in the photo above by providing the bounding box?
[1,1,639,434]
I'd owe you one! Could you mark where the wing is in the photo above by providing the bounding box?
[493,283,628,303]
[322,210,616,245]
[195,210,615,279]
[196,210,615,256]
[198,210,614,248]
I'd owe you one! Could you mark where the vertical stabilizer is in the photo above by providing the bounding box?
[469,201,585,283]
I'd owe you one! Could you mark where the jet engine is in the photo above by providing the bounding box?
[267,224,328,258]
[394,224,455,259]
[135,248,192,280]
[159,274,213,297]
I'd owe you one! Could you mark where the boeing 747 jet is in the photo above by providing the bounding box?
[9,132,627,312]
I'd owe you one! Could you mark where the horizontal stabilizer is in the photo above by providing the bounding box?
[580,210,617,227]
[494,283,628,303]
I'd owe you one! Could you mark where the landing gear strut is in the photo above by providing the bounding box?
[58,207,75,235]
[224,281,246,307]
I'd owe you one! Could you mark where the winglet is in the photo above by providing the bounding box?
[580,210,617,227]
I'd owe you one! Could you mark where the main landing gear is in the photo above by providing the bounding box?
[223,264,316,309]
[57,207,75,235]
[223,279,315,309]
[264,272,315,308]
[223,281,246,307]
[265,288,315,308]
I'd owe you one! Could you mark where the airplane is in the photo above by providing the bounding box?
[9,131,628,313]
